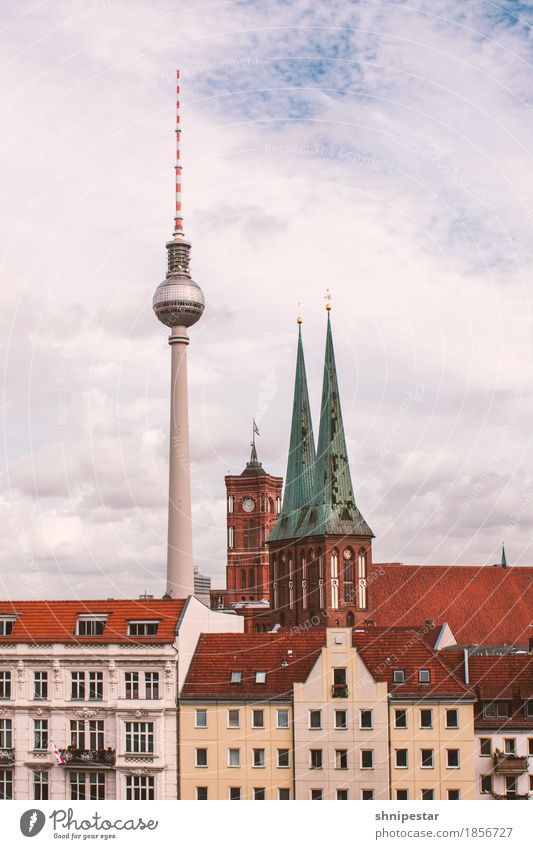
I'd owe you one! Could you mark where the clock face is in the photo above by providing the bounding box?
[242,497,255,513]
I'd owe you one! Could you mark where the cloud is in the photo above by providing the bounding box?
[1,0,533,598]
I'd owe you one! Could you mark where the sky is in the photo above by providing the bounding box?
[2,0,533,599]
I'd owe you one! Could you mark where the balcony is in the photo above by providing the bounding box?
[331,684,349,698]
[0,748,14,765]
[493,752,529,775]
[491,791,529,800]
[58,747,116,767]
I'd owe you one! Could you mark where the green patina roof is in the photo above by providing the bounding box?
[268,323,316,542]
[297,311,373,539]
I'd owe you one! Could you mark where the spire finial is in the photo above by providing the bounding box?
[324,289,332,311]
[501,542,507,568]
[173,69,184,240]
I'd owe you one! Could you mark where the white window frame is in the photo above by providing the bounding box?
[276,708,289,729]
[195,748,208,768]
[228,747,241,768]
[227,709,240,728]
[195,709,208,729]
[446,748,460,769]
[360,749,374,770]
[252,748,265,768]
[421,748,434,769]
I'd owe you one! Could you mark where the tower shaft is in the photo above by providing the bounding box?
[166,325,194,596]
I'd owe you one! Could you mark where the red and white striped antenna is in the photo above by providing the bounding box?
[173,69,184,239]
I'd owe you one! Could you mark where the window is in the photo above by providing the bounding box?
[195,748,208,767]
[447,789,460,800]
[311,789,323,800]
[396,789,408,800]
[393,669,405,684]
[255,671,266,684]
[0,618,15,636]
[0,671,11,700]
[227,709,240,728]
[88,671,103,700]
[331,552,339,609]
[361,789,375,800]
[529,738,533,756]
[196,787,208,800]
[481,774,492,794]
[33,671,48,700]
[335,710,347,730]
[253,787,265,800]
[276,709,289,729]
[529,775,533,792]
[71,671,85,700]
[75,615,106,636]
[505,775,517,796]
[421,749,434,768]
[33,770,49,800]
[252,748,265,768]
[309,709,322,729]
[145,672,159,700]
[0,719,12,749]
[228,748,240,768]
[127,621,159,637]
[227,496,235,514]
[394,709,407,729]
[395,749,408,768]
[361,750,374,769]
[479,737,492,757]
[0,770,13,800]
[230,671,242,685]
[278,788,290,799]
[484,701,509,718]
[360,709,373,729]
[195,709,207,728]
[504,738,516,755]
[277,748,290,768]
[228,527,235,550]
[310,749,323,769]
[70,720,85,749]
[418,669,431,684]
[343,556,354,603]
[71,719,103,750]
[420,709,432,729]
[447,749,460,769]
[33,719,48,751]
[332,667,348,696]
[335,749,348,770]
[252,710,264,729]
[125,672,139,699]
[89,720,104,751]
[446,709,459,729]
[337,789,348,800]
[126,775,154,800]
[421,788,434,800]
[229,787,241,800]
[125,722,153,754]
[70,772,105,801]
[526,700,533,718]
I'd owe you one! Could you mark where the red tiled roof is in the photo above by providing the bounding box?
[181,631,326,700]
[369,563,533,646]
[463,653,533,729]
[0,599,185,644]
[352,627,474,699]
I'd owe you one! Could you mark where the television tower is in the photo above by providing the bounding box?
[153,70,205,597]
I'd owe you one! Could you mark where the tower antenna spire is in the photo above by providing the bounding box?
[173,69,184,240]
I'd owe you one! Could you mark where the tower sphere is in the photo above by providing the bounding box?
[152,273,205,328]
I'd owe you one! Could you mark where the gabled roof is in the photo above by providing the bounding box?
[0,599,185,644]
[369,562,533,646]
[297,312,373,539]
[352,626,474,699]
[180,631,326,700]
[467,653,533,701]
[269,323,316,542]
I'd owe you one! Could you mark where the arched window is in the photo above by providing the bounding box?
[279,612,285,626]
[358,550,368,609]
[241,569,247,589]
[331,549,339,610]
[346,612,355,628]
[301,553,307,610]
[318,550,324,608]
[228,526,235,549]
[276,496,281,514]
[249,568,254,589]
[227,495,235,514]
[343,549,354,603]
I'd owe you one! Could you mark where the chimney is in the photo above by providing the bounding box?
[425,618,435,628]
[362,618,376,627]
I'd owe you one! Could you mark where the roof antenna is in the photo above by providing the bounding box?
[173,69,185,240]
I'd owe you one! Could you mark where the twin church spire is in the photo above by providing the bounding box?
[270,307,373,544]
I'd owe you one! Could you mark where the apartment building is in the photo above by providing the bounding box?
[354,628,477,801]
[179,631,325,799]
[293,628,389,800]
[467,652,533,800]
[0,596,242,800]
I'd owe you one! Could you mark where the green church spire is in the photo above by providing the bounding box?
[299,308,373,538]
[268,319,316,541]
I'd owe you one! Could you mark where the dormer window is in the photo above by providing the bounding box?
[0,616,16,636]
[75,614,107,636]
[230,671,242,684]
[484,700,509,719]
[128,621,159,637]
[255,671,266,684]
[393,669,405,684]
[418,669,431,684]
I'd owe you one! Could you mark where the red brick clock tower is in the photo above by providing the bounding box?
[223,440,283,606]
